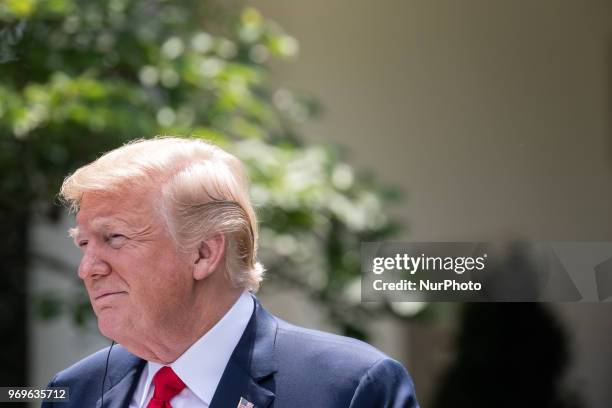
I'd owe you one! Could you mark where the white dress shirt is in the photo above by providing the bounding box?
[128,291,255,408]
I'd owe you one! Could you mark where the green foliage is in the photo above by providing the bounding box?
[1,0,413,335]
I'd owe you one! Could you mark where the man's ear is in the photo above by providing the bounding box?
[193,233,226,281]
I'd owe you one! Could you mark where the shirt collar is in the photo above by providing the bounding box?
[139,291,255,407]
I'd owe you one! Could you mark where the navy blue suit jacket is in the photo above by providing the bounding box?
[42,296,419,407]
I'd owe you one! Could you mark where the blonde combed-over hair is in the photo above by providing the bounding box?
[59,137,264,292]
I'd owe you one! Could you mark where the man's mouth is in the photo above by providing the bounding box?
[94,291,127,300]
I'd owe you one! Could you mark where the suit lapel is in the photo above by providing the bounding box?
[95,346,146,408]
[209,359,275,408]
[209,295,278,408]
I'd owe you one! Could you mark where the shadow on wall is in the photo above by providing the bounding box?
[431,302,583,408]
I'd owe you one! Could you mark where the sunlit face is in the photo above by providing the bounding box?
[73,189,195,344]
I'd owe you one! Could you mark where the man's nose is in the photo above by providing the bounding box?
[78,246,111,280]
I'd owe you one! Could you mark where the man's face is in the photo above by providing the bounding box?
[74,189,195,344]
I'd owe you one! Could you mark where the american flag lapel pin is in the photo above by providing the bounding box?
[237,397,255,408]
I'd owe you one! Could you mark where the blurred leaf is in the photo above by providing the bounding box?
[33,293,63,320]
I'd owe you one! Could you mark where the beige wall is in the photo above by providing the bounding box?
[246,0,612,242]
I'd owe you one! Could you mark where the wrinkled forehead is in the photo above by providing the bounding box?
[70,216,133,239]
[75,188,160,229]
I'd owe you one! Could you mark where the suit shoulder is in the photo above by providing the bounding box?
[275,318,389,369]
[46,345,142,408]
[52,346,112,384]
[270,317,417,406]
[51,344,140,386]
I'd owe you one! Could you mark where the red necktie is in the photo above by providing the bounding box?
[146,366,186,408]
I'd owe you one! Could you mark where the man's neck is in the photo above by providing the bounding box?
[124,288,243,364]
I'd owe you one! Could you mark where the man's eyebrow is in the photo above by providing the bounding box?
[68,227,83,246]
[68,218,133,244]
[91,218,133,232]
[68,227,79,240]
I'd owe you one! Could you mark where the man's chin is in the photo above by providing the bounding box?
[97,315,125,342]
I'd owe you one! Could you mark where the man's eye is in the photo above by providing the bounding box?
[78,241,88,248]
[107,234,127,247]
